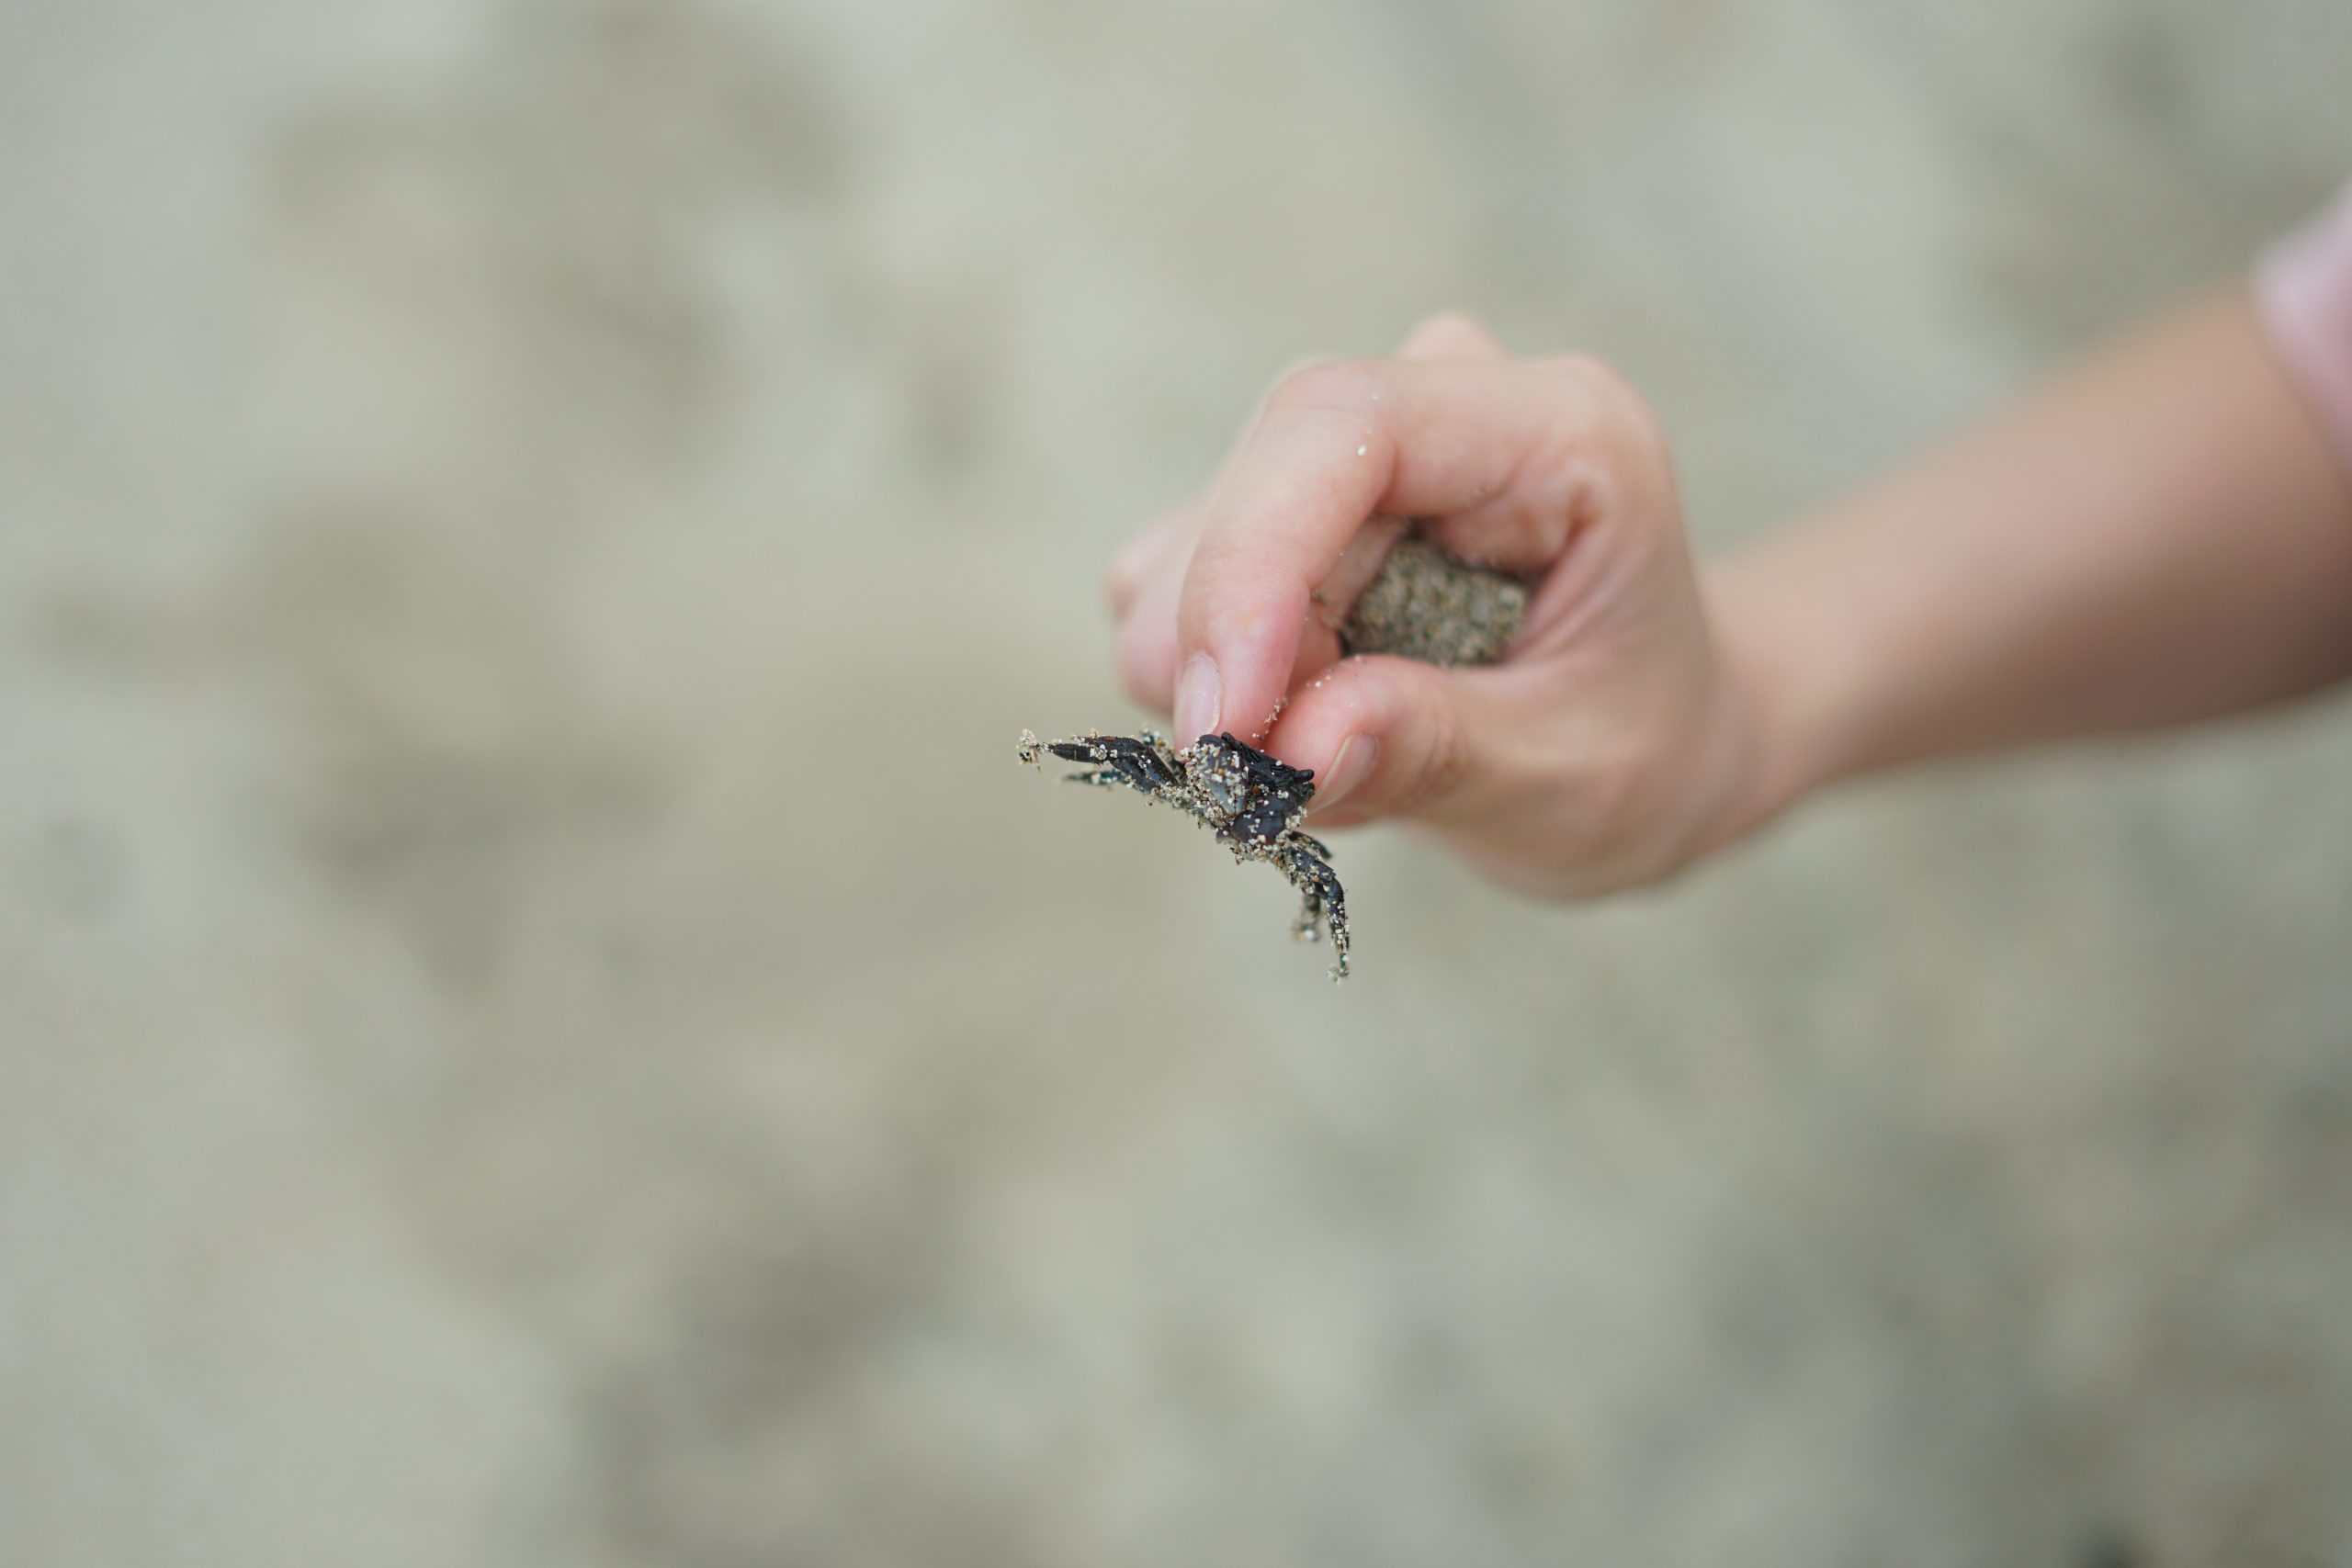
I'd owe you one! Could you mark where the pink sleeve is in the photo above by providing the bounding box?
[2256,181,2352,474]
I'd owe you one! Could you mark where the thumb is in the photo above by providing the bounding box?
[1264,655,1497,828]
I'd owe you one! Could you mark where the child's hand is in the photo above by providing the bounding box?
[1103,315,1770,897]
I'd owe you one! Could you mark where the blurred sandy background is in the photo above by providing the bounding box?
[6,1,2352,1563]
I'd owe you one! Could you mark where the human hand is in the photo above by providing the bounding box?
[1103,315,1773,897]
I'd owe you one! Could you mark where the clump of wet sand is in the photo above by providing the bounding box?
[1338,530,1529,665]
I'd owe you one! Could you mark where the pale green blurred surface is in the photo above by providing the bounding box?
[6,2,2352,1564]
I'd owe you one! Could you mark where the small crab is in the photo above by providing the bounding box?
[1018,728,1351,980]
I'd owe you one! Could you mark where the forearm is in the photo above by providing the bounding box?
[1710,285,2352,826]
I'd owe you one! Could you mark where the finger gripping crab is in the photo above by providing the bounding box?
[1017,728,1351,980]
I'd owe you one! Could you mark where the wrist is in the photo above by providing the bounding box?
[1694,544,1852,850]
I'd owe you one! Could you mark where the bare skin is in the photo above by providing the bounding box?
[1105,291,2352,897]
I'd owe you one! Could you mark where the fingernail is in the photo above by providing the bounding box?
[1315,736,1377,811]
[1173,654,1221,743]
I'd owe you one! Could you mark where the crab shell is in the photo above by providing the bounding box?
[1180,734,1315,845]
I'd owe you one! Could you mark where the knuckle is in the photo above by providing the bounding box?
[1530,353,1672,473]
[1115,619,1177,711]
[1566,351,1630,390]
[1581,355,1665,428]
[1104,527,1172,616]
[1391,695,1473,815]
[1616,385,1671,456]
[1104,513,1170,616]
[1266,360,1386,419]
[1408,310,1492,347]
[1530,352,1628,407]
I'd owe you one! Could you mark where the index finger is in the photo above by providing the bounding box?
[1171,355,1645,747]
